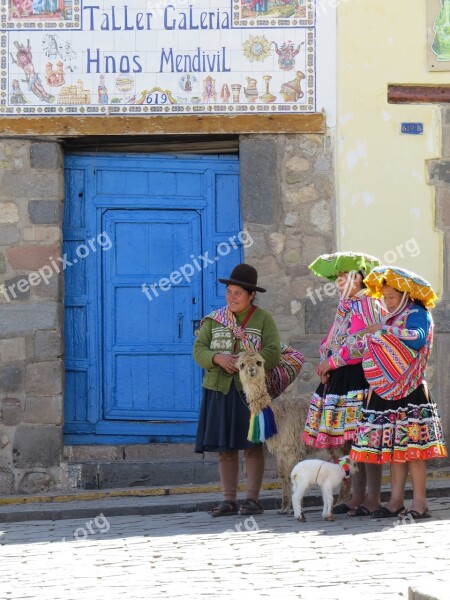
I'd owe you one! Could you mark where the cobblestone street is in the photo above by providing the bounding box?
[1,496,449,600]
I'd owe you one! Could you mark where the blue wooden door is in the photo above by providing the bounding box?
[63,153,242,444]
[102,209,201,421]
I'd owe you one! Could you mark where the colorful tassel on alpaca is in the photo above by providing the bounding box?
[247,406,277,443]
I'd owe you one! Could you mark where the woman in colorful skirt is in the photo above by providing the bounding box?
[351,266,447,519]
[303,251,386,516]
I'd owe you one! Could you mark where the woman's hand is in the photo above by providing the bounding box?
[213,353,238,375]
[364,323,382,334]
[317,359,332,383]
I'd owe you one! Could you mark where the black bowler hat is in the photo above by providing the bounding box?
[218,263,266,293]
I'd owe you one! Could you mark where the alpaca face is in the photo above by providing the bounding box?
[237,351,265,382]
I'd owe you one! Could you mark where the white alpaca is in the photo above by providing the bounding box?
[291,456,358,522]
[238,350,329,514]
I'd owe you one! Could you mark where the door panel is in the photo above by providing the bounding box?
[103,209,201,420]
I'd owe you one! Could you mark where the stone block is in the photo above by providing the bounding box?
[285,183,318,206]
[23,226,61,242]
[305,296,336,334]
[0,337,26,362]
[301,234,334,266]
[34,331,62,360]
[13,425,62,467]
[25,361,63,396]
[0,364,23,393]
[24,396,62,425]
[0,301,58,336]
[285,156,311,184]
[0,203,19,224]
[30,142,61,170]
[123,443,201,461]
[28,200,62,225]
[33,271,61,299]
[1,397,23,426]
[0,225,20,245]
[433,305,450,333]
[3,172,63,200]
[4,275,31,301]
[427,159,450,185]
[435,187,450,230]
[7,245,60,270]
[268,232,286,256]
[18,471,56,494]
[310,200,332,234]
[65,445,120,462]
[0,467,15,494]
[96,460,220,489]
[240,138,280,225]
[285,265,310,277]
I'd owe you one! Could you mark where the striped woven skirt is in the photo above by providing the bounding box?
[302,364,368,449]
[350,384,447,464]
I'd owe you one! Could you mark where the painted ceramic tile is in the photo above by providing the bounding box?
[1,0,316,115]
[428,0,450,71]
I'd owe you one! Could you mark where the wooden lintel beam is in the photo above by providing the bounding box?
[388,84,450,104]
[0,113,325,137]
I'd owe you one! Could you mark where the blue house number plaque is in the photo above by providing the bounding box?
[401,122,424,135]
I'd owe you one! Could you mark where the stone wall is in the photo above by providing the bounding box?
[240,133,336,402]
[0,140,66,494]
[426,107,450,450]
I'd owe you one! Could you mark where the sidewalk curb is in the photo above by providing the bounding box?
[0,479,449,523]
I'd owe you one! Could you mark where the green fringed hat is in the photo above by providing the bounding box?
[309,251,382,281]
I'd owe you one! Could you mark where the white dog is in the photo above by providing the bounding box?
[291,456,358,522]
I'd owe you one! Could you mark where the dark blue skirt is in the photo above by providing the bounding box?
[195,381,261,453]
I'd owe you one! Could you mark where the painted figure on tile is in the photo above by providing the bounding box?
[10,79,27,104]
[10,40,55,103]
[432,0,450,61]
[184,74,192,92]
[203,75,217,102]
[97,74,108,104]
[251,0,268,14]
[272,40,304,71]
[10,0,33,18]
[220,84,231,103]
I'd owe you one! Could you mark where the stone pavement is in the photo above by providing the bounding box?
[0,494,449,600]
[0,470,450,600]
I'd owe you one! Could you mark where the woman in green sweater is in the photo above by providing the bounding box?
[194,264,281,517]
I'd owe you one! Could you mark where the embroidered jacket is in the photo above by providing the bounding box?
[362,302,433,400]
[193,306,281,395]
[320,291,385,370]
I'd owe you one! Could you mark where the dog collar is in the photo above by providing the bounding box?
[338,459,350,480]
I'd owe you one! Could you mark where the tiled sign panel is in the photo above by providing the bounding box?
[1,0,316,116]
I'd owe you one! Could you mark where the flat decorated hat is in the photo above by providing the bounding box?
[308,251,382,281]
[364,266,438,309]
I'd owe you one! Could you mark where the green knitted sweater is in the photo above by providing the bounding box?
[193,306,281,395]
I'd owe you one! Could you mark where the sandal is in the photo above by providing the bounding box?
[371,506,405,519]
[210,500,239,517]
[332,503,352,515]
[348,504,379,517]
[238,498,264,516]
[399,508,432,521]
